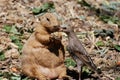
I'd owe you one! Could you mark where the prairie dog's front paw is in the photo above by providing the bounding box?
[50,32,62,40]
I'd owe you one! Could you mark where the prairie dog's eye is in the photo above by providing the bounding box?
[46,18,50,21]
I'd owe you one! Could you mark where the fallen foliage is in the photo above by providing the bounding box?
[0,0,120,80]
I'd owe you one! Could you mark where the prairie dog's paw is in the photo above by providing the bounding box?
[50,32,62,41]
[57,75,72,80]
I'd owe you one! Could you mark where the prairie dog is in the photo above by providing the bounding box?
[21,13,67,80]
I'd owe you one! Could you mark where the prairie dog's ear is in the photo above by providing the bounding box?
[39,13,60,25]
[34,22,42,31]
[40,14,48,22]
[39,13,51,27]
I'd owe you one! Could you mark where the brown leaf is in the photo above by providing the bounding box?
[4,48,20,58]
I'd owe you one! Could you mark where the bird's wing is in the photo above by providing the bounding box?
[75,51,90,63]
[68,37,97,70]
[73,40,88,55]
[67,46,83,65]
[67,43,89,63]
[75,51,97,71]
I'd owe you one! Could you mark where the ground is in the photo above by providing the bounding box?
[0,0,120,80]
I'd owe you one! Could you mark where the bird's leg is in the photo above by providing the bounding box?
[76,59,83,80]
[71,54,83,80]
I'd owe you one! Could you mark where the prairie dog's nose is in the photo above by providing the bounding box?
[53,25,60,30]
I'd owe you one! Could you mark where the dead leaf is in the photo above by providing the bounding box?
[4,48,20,58]
[10,67,19,73]
[117,61,120,66]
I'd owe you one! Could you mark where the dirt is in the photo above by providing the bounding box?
[0,0,120,80]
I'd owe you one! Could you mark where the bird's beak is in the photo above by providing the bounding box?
[59,25,67,32]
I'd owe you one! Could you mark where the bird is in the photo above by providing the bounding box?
[60,26,101,80]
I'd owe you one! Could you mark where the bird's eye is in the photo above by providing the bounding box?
[62,27,67,29]
[38,18,41,21]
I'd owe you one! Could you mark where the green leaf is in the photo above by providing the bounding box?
[32,7,41,14]
[10,76,21,80]
[96,41,104,47]
[0,77,3,80]
[114,45,120,52]
[10,26,20,34]
[99,14,120,26]
[15,42,23,51]
[3,25,12,33]
[32,2,55,15]
[65,58,76,67]
[94,29,114,38]
[107,20,114,24]
[10,35,19,42]
[0,72,3,76]
[116,77,120,80]
[22,77,31,80]
[41,2,54,11]
[79,15,85,20]
[0,51,5,61]
[106,29,114,36]
[102,1,120,11]
[3,25,19,34]
[78,0,91,7]
[22,78,28,80]
[3,25,23,51]
[0,72,22,80]
[10,35,23,51]
[82,66,92,74]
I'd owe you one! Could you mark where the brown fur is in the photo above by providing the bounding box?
[21,13,67,80]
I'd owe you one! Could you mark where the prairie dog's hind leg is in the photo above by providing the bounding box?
[22,64,47,80]
[58,67,71,80]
